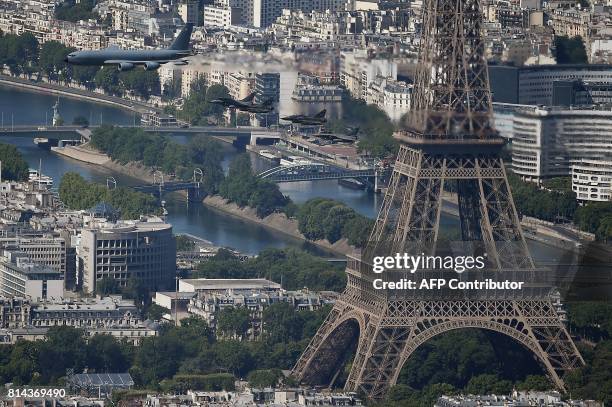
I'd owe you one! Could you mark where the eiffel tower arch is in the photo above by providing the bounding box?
[291,0,585,399]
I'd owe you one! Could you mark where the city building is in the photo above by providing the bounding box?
[251,0,347,28]
[79,217,176,294]
[367,76,412,121]
[489,64,612,106]
[188,288,328,339]
[571,158,612,202]
[225,71,255,100]
[0,296,157,344]
[498,106,612,185]
[254,72,280,103]
[435,391,601,406]
[203,2,243,29]
[0,250,63,300]
[0,233,76,290]
[178,0,200,25]
[178,278,282,294]
[341,50,398,101]
[292,74,344,102]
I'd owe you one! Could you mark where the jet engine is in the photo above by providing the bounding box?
[118,62,135,71]
[144,61,160,71]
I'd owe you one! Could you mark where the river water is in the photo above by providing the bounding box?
[0,85,572,264]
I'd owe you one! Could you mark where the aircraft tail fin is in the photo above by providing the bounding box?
[314,109,327,119]
[241,92,256,103]
[169,23,193,50]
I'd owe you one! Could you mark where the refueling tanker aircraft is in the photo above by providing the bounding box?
[65,23,193,71]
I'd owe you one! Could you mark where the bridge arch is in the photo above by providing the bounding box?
[389,319,561,391]
[258,163,376,183]
[299,311,366,386]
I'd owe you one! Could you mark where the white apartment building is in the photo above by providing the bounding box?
[367,76,412,121]
[159,64,183,95]
[502,107,612,191]
[549,8,591,41]
[571,159,612,202]
[204,4,240,29]
[341,50,398,101]
[225,72,255,100]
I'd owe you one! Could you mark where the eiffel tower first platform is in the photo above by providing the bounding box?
[291,0,585,400]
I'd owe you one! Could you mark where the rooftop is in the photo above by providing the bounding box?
[179,278,282,291]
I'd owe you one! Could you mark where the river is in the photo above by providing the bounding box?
[0,84,577,265]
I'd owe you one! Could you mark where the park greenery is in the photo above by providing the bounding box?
[54,0,96,22]
[554,36,589,64]
[193,248,346,292]
[0,307,327,389]
[164,78,230,125]
[507,173,612,240]
[90,126,225,193]
[58,172,161,219]
[328,96,399,158]
[0,33,160,98]
[297,198,374,247]
[0,142,29,181]
[508,173,577,222]
[219,154,290,217]
[2,300,610,404]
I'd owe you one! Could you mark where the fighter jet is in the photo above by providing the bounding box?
[242,98,275,114]
[209,92,257,110]
[281,109,327,125]
[65,23,194,71]
[317,127,359,143]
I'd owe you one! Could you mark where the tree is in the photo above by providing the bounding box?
[146,304,169,321]
[554,36,588,64]
[95,277,120,296]
[86,334,132,372]
[247,369,283,388]
[94,66,120,95]
[38,41,73,82]
[38,327,87,383]
[120,70,161,99]
[217,307,251,339]
[219,154,289,217]
[55,0,96,22]
[0,143,29,181]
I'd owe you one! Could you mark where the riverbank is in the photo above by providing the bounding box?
[0,74,161,115]
[203,195,356,256]
[52,144,158,182]
[52,144,590,256]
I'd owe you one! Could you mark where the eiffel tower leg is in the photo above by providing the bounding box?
[344,315,413,399]
[292,297,366,386]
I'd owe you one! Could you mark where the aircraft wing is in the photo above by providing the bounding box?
[104,59,176,65]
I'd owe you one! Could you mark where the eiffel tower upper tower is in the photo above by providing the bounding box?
[291,0,584,400]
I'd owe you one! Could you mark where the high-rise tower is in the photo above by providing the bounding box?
[291,0,584,399]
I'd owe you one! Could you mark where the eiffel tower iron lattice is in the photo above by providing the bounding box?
[291,0,584,400]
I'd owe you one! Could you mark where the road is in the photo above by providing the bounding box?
[0,124,274,137]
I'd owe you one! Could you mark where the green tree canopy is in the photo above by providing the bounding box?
[0,143,29,181]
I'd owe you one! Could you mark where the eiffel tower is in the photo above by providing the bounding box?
[291,0,584,400]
